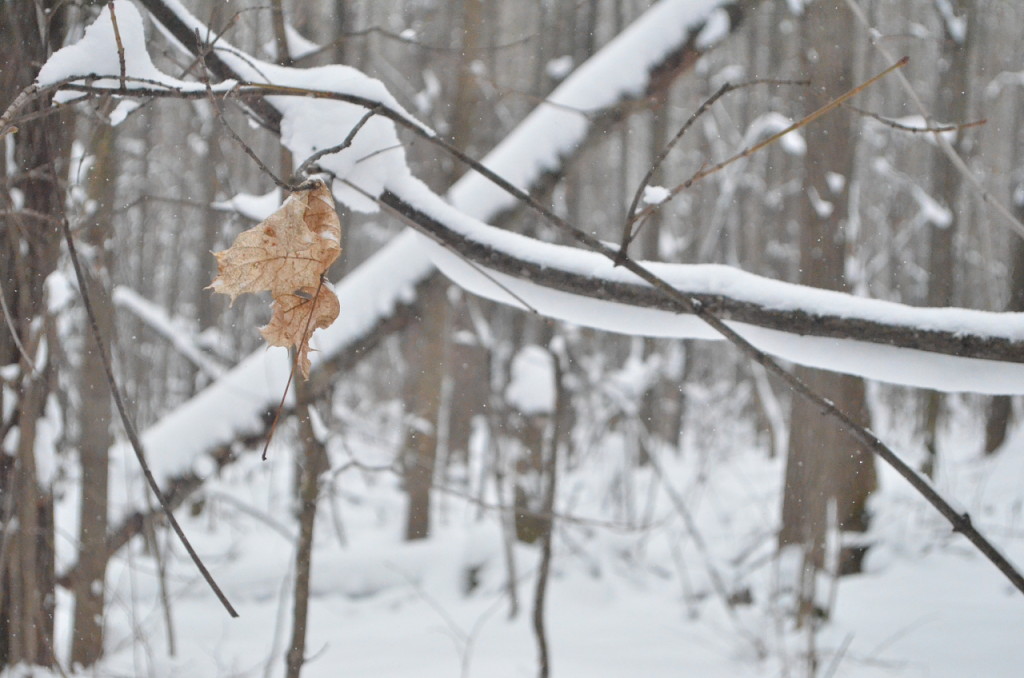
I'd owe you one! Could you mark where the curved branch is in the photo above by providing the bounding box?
[382,188,1024,369]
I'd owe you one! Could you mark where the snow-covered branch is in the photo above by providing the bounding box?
[384,180,1024,393]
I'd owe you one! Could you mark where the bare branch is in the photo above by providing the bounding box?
[107,1,128,90]
[842,0,1024,240]
[618,78,810,259]
[292,106,378,180]
[847,104,986,134]
[58,200,239,617]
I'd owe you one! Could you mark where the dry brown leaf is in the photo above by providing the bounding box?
[261,284,340,379]
[209,181,341,302]
[209,181,342,379]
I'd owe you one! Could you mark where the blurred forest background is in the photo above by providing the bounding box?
[2,0,1024,676]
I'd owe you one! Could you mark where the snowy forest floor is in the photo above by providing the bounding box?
[44,392,1024,678]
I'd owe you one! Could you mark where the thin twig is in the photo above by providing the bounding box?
[206,490,296,541]
[59,204,238,617]
[618,83,732,260]
[847,104,986,134]
[292,106,379,180]
[199,45,292,192]
[143,497,178,657]
[261,274,326,461]
[532,347,563,678]
[822,633,855,678]
[107,2,128,90]
[644,436,767,657]
[627,57,910,228]
[622,82,732,241]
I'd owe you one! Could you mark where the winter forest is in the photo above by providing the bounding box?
[2,0,1024,676]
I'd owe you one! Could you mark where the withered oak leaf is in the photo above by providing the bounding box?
[209,181,342,379]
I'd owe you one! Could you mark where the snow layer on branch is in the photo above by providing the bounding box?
[36,0,216,102]
[112,287,226,379]
[391,174,1024,395]
[42,0,422,212]
[263,23,321,62]
[446,0,735,218]
[213,189,282,222]
[149,0,427,212]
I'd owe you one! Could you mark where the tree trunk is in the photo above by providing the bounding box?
[70,121,118,668]
[0,1,71,668]
[778,0,877,619]
[285,383,327,678]
[986,193,1024,453]
[922,0,973,475]
[639,94,684,450]
[443,0,489,472]
[400,277,447,540]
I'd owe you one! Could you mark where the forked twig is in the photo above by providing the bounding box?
[626,57,910,229]
[292,105,379,180]
[618,78,809,260]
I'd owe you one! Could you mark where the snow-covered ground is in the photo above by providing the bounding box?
[49,393,1024,678]
[26,3,1024,676]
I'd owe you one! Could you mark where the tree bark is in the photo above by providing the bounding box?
[285,383,327,678]
[70,120,118,668]
[442,0,489,472]
[401,277,448,540]
[778,1,877,618]
[0,1,72,668]
[922,0,973,475]
[986,194,1024,454]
